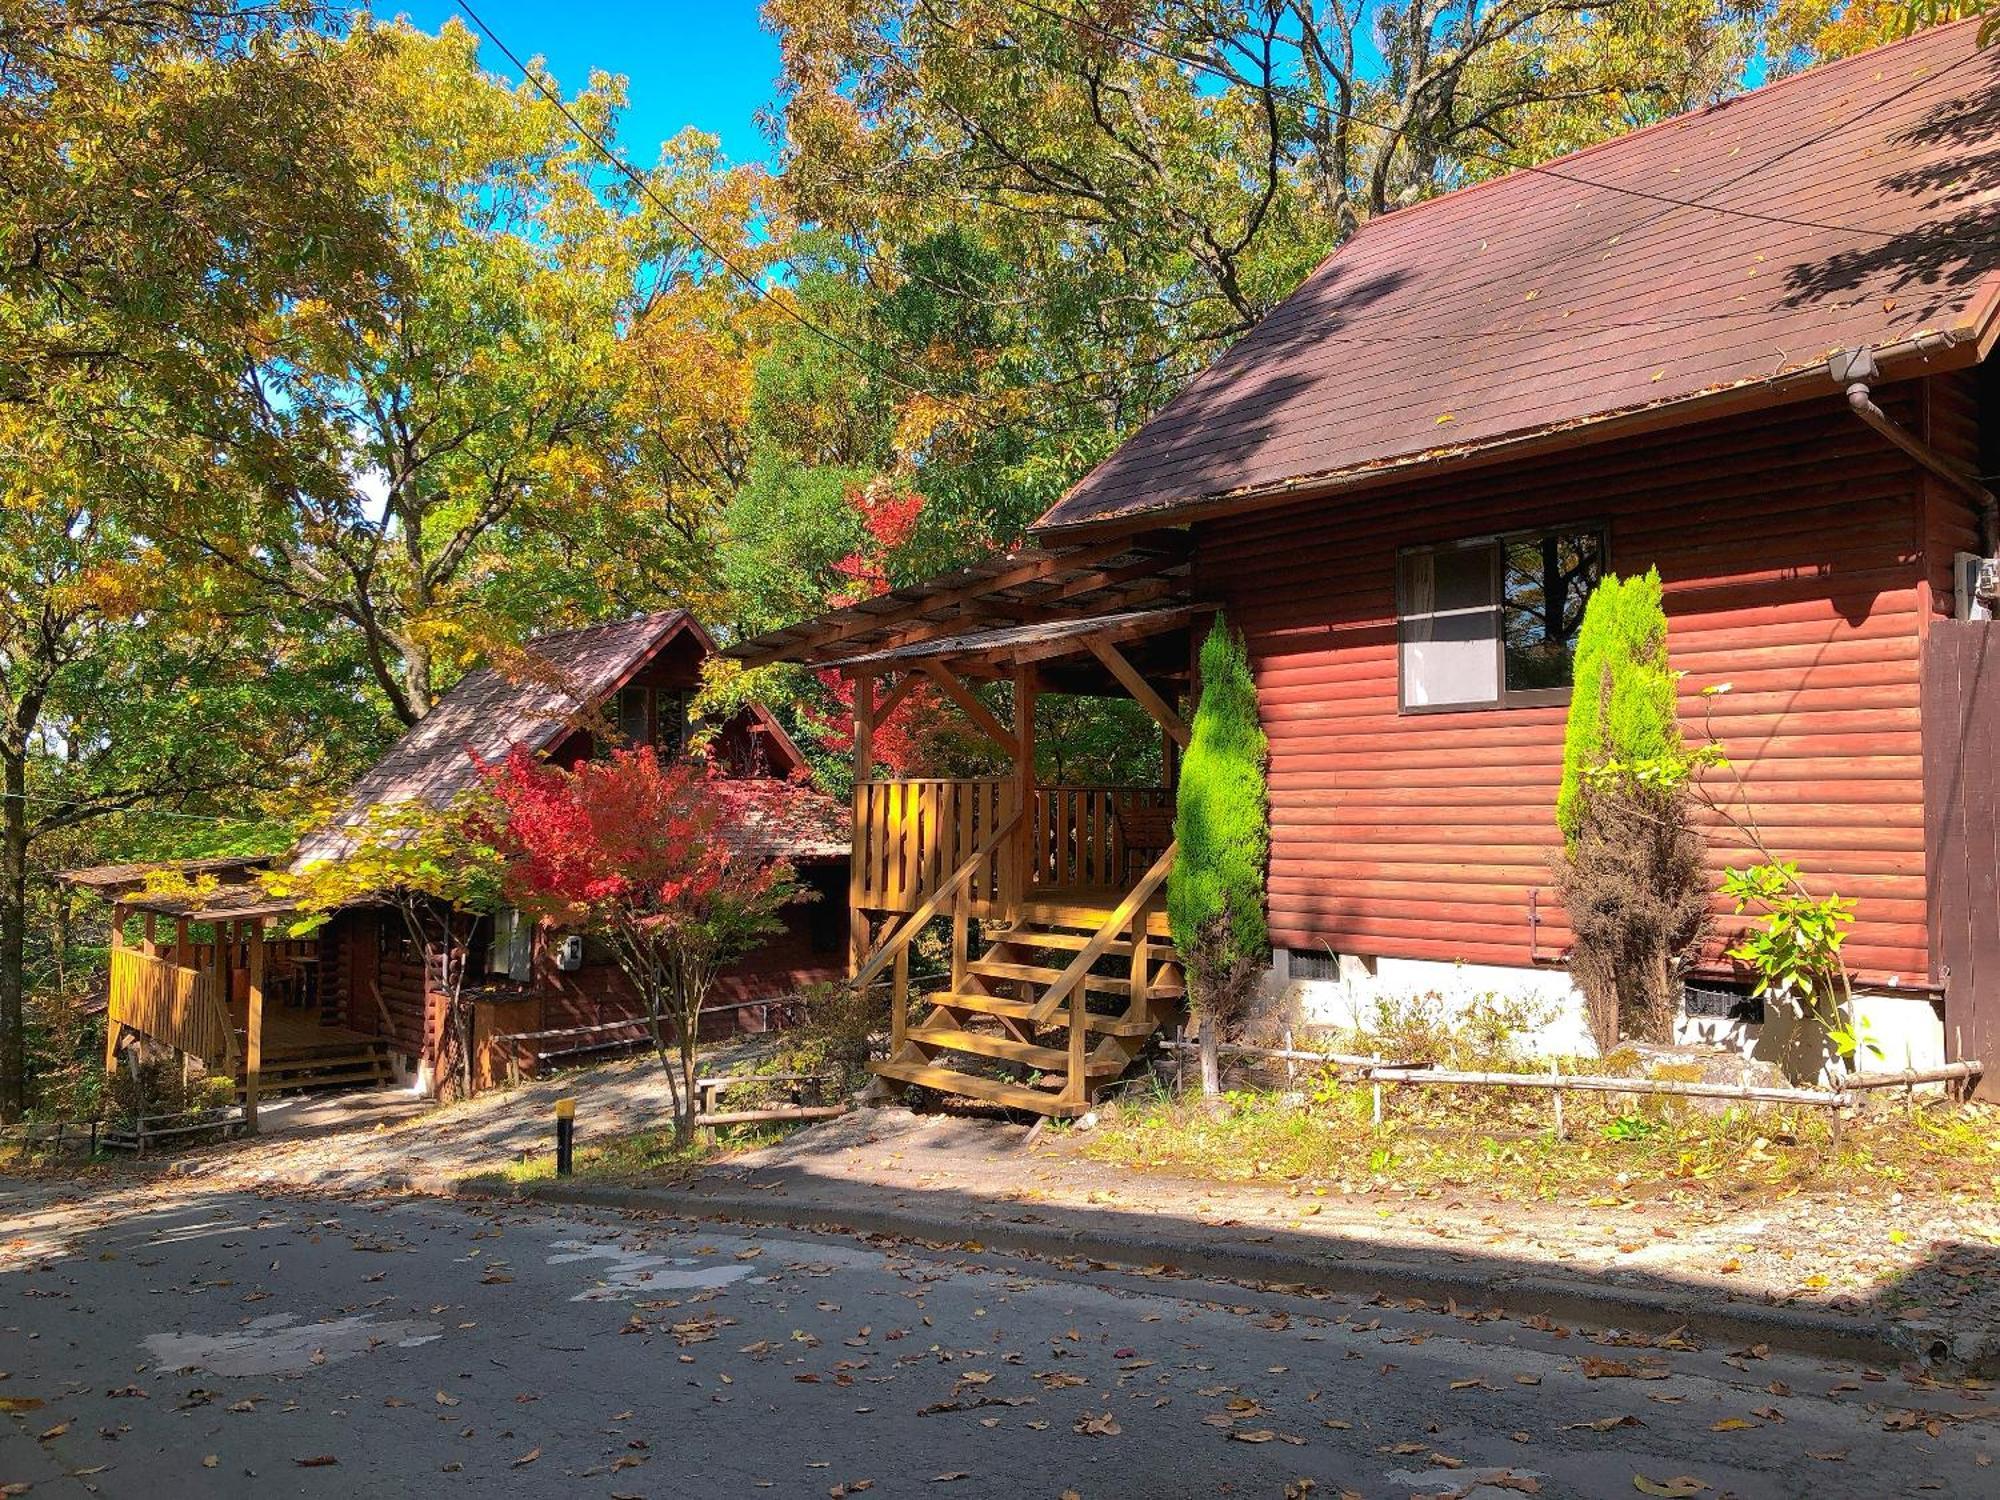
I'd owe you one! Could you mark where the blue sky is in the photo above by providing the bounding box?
[390,2,787,166]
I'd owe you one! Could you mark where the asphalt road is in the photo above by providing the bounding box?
[1,1188,1993,1498]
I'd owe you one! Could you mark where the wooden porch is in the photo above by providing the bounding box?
[102,889,393,1131]
[838,612,1199,1114]
[724,532,1204,1114]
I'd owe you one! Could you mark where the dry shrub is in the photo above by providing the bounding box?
[1551,784,1709,1051]
[766,981,887,1095]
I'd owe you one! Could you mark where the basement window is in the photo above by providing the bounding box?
[1398,526,1604,711]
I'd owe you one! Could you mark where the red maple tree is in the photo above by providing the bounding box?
[805,486,967,776]
[478,745,806,1138]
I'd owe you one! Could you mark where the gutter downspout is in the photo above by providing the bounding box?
[1830,346,1997,553]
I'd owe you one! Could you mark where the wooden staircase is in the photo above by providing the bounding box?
[867,840,1182,1117]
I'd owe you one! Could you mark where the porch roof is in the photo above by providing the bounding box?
[724,533,1191,670]
[819,603,1204,673]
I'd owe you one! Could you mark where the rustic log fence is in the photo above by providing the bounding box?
[1162,1034,1984,1133]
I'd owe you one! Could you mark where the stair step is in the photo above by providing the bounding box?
[870,1058,1086,1117]
[991,930,1135,957]
[912,1025,1127,1076]
[262,1047,387,1067]
[930,991,1158,1037]
[967,959,1129,994]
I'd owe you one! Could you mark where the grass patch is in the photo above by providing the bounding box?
[490,1120,798,1188]
[1074,1077,2000,1209]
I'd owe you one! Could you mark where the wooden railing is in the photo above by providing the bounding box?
[855,778,1171,915]
[854,778,1012,916]
[109,947,237,1069]
[1028,785,1170,893]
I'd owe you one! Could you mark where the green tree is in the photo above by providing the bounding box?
[1551,570,1709,1049]
[265,791,506,1100]
[163,19,773,725]
[0,0,390,1119]
[1167,615,1269,1096]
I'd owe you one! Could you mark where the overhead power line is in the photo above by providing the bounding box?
[1004,0,1986,246]
[452,0,968,408]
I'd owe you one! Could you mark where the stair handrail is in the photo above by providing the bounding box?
[852,805,1024,991]
[1029,840,1177,1026]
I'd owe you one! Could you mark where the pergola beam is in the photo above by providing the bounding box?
[733,533,1190,667]
[919,661,1019,757]
[1087,637,1190,748]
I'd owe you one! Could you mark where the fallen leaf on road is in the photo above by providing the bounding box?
[1231,1430,1276,1443]
[1566,1415,1642,1432]
[1075,1412,1120,1437]
[930,1473,969,1483]
[1633,1478,1705,1497]
[1710,1417,1758,1432]
[293,1456,338,1468]
[434,1391,459,1407]
[0,1398,44,1413]
[511,1447,540,1467]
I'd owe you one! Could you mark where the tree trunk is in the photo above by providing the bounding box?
[679,1014,701,1145]
[1199,1020,1221,1099]
[0,747,25,1122]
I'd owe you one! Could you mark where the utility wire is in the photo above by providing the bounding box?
[452,0,974,410]
[1002,0,1990,246]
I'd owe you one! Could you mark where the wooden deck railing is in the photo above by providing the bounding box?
[854,778,1171,915]
[109,947,237,1069]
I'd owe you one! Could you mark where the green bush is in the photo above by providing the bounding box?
[1168,615,1270,1015]
[1550,567,1708,1048]
[1556,568,1679,841]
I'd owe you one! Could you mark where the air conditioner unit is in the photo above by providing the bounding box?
[1954,551,2000,621]
[555,934,585,972]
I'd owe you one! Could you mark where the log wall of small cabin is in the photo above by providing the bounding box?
[319,909,432,1059]
[529,865,847,1037]
[1195,376,1983,984]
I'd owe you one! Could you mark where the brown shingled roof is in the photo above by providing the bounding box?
[1035,20,2000,535]
[289,612,696,869]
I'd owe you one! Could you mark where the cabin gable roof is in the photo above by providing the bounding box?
[1034,20,2000,536]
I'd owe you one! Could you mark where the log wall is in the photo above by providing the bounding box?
[1196,377,1983,982]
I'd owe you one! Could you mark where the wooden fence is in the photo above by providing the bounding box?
[854,779,1172,915]
[1923,619,2000,1102]
[108,947,236,1069]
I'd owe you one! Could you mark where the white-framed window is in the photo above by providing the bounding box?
[487,908,534,981]
[1397,526,1605,711]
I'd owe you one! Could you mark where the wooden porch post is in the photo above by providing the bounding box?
[848,672,877,976]
[244,920,265,1133]
[104,903,126,1075]
[1009,666,1037,917]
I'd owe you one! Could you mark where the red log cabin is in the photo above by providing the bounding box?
[730,20,2000,1109]
[69,611,848,1116]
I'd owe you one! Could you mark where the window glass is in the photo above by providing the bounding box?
[1502,531,1603,692]
[657,691,690,757]
[616,686,649,748]
[1398,543,1499,707]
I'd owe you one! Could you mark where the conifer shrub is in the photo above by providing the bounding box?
[1168,616,1269,1090]
[1550,570,1709,1050]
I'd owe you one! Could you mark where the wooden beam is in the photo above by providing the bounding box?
[244,922,265,1134]
[920,661,1019,757]
[848,676,877,976]
[1087,637,1190,747]
[741,534,1192,667]
[1008,666,1037,915]
[873,669,925,724]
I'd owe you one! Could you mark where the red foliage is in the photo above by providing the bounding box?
[807,485,960,774]
[476,745,798,942]
[828,487,925,605]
